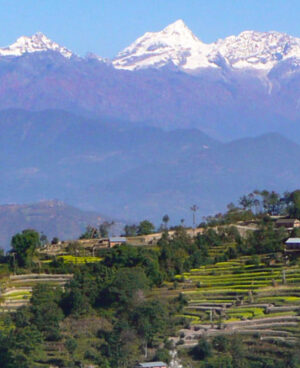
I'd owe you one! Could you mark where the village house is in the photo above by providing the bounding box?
[135,362,168,368]
[276,219,300,230]
[285,238,300,252]
[98,236,127,248]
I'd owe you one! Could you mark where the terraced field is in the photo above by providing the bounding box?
[164,255,300,361]
[0,273,73,312]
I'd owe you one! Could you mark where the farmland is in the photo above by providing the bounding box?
[154,253,300,365]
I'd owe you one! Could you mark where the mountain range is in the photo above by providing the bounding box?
[0,109,299,233]
[0,21,299,140]
[0,21,300,237]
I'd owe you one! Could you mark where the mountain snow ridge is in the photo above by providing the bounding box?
[0,32,73,58]
[1,21,300,72]
[113,20,300,72]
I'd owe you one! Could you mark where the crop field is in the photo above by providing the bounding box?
[160,254,300,364]
[57,255,103,264]
[0,274,73,312]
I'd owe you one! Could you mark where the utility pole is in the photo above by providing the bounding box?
[12,252,16,275]
[282,269,286,285]
[190,204,199,234]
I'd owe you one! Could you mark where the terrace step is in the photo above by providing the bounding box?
[10,273,73,280]
[185,305,224,311]
[267,305,300,312]
[188,302,232,308]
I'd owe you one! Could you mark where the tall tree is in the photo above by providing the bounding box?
[11,229,40,267]
[162,214,170,230]
[137,220,155,236]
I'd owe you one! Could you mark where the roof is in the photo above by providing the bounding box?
[277,219,299,224]
[286,238,300,244]
[109,237,127,242]
[138,363,167,368]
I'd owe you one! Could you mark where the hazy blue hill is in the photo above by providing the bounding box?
[0,109,299,225]
[92,133,300,221]
[0,200,108,250]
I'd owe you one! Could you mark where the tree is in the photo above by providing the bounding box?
[99,221,114,238]
[162,214,170,230]
[51,237,59,245]
[287,190,300,219]
[11,229,40,267]
[239,194,254,211]
[108,267,150,306]
[131,300,167,357]
[192,337,212,360]
[80,225,99,239]
[30,284,64,341]
[137,220,155,235]
[124,224,138,237]
[40,233,48,246]
[212,335,230,352]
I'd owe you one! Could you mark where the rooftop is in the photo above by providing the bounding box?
[277,219,299,223]
[109,237,127,242]
[286,238,300,244]
[137,363,167,368]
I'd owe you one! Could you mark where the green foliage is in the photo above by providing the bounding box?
[0,325,43,368]
[286,190,300,219]
[108,267,150,306]
[192,337,212,360]
[30,284,64,340]
[11,229,40,267]
[212,335,230,353]
[131,300,167,345]
[65,337,77,355]
[124,224,138,236]
[137,220,155,235]
[244,222,286,254]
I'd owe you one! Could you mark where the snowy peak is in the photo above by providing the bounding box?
[0,32,73,58]
[113,19,216,71]
[113,20,300,72]
[216,30,300,70]
[162,19,193,35]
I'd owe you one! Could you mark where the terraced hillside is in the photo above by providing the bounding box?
[0,273,73,312]
[160,255,300,364]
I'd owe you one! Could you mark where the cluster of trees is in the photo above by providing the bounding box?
[2,230,195,367]
[123,220,156,236]
[79,221,115,239]
[203,189,300,226]
[189,334,300,368]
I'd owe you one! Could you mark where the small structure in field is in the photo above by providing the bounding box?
[285,238,300,252]
[276,219,300,230]
[98,237,127,248]
[135,362,168,368]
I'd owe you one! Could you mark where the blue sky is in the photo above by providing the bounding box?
[0,0,299,58]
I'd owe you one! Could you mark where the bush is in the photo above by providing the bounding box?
[192,338,212,360]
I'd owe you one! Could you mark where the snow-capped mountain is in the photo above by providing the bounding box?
[0,32,73,58]
[216,30,300,70]
[113,19,216,71]
[113,20,300,72]
[2,23,300,72]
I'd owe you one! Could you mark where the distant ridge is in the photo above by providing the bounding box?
[0,200,108,250]
[0,109,299,229]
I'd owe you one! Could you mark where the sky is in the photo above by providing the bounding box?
[0,0,299,58]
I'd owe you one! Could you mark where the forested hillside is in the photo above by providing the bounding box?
[0,189,300,367]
